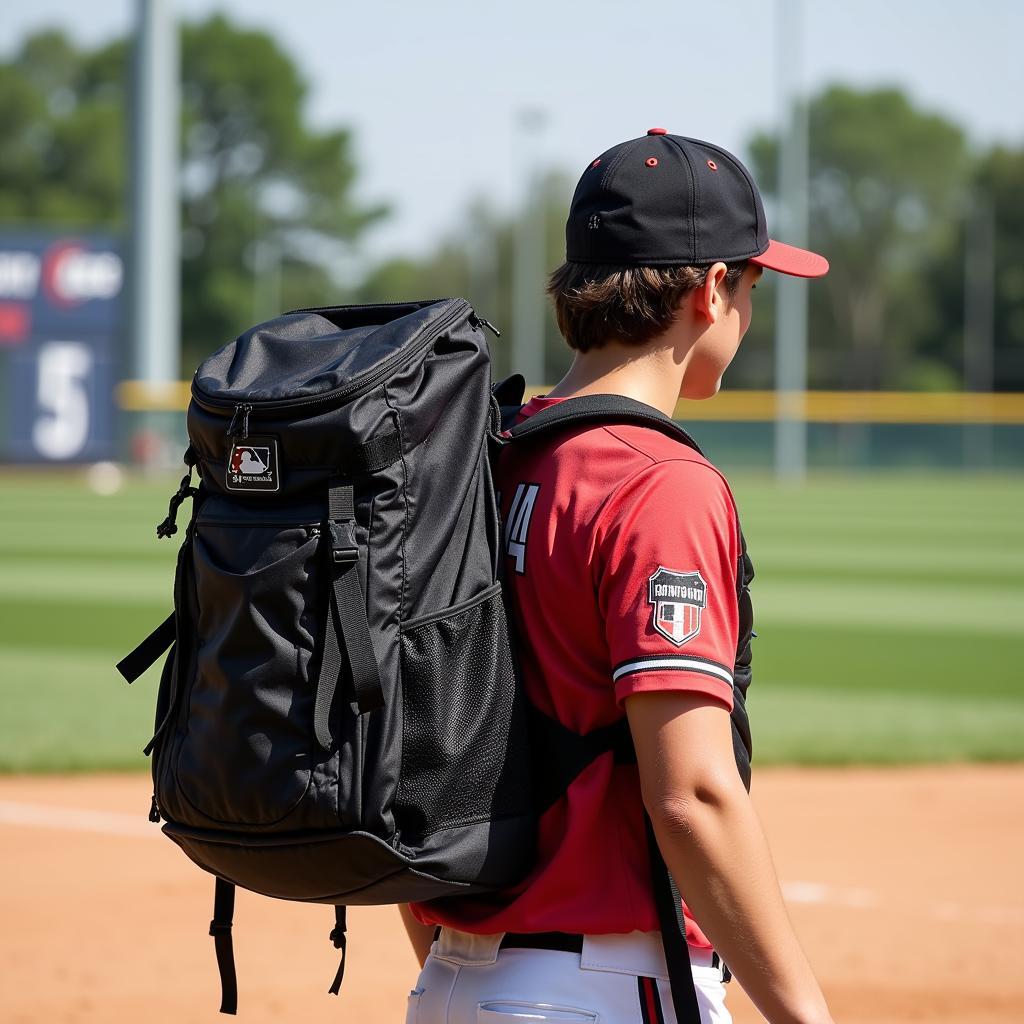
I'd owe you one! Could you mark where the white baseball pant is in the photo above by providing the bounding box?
[406,927,731,1023]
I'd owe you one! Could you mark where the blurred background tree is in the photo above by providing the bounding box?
[748,85,971,391]
[0,30,125,224]
[0,16,385,371]
[177,15,385,369]
[919,145,1024,393]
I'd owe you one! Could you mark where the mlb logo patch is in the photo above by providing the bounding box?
[225,436,280,492]
[647,567,707,646]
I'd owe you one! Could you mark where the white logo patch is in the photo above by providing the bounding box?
[225,436,280,492]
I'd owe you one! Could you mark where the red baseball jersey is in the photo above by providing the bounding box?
[411,395,742,948]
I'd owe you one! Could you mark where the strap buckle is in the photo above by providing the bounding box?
[329,521,358,564]
[209,920,232,937]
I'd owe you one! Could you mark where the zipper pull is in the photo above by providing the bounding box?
[225,402,253,438]
[226,403,243,437]
[470,312,501,337]
[149,794,161,823]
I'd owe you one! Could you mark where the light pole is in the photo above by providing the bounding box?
[130,0,180,464]
[512,108,548,391]
[131,0,180,394]
[774,0,810,482]
[963,193,996,467]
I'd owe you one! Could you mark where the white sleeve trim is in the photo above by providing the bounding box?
[612,655,734,687]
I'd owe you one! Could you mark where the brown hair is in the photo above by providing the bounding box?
[547,261,748,352]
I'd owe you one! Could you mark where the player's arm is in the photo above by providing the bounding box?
[398,904,435,967]
[625,692,835,1024]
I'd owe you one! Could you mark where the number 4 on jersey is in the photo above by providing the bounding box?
[506,482,540,575]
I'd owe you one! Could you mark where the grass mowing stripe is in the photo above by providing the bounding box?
[744,523,1022,548]
[0,598,171,655]
[749,685,1024,764]
[754,579,1023,635]
[750,622,1022,700]
[0,647,157,773]
[0,564,174,603]
[752,551,1024,588]
[0,548,175,567]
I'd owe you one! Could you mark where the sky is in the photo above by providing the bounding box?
[2,0,1023,262]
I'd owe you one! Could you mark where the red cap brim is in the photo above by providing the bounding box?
[750,238,829,278]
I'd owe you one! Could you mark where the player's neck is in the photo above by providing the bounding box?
[546,326,698,418]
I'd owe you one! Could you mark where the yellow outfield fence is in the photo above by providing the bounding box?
[117,381,1024,426]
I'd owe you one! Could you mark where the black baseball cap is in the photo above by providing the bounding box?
[565,128,828,278]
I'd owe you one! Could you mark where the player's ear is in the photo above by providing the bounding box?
[694,262,728,325]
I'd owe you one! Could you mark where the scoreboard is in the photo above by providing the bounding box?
[0,232,123,463]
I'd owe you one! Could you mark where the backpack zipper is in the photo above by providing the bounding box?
[225,403,253,438]
[469,312,501,337]
[193,299,472,421]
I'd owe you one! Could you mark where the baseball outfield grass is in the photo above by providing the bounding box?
[1,470,1021,772]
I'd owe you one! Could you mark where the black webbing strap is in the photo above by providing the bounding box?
[506,394,705,457]
[209,878,238,1015]
[328,906,347,995]
[314,483,384,748]
[529,705,635,816]
[344,429,402,474]
[115,613,176,684]
[644,816,702,1024]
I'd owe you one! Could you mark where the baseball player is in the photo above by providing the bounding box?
[400,129,834,1024]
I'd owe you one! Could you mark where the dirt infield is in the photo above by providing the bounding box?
[1,766,1021,1023]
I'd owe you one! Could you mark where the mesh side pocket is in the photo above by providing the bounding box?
[398,584,530,836]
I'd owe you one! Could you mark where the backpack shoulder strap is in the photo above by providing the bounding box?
[504,393,706,457]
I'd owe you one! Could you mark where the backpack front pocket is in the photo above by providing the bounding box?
[174,518,324,827]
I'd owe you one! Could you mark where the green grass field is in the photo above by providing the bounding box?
[1,471,1022,772]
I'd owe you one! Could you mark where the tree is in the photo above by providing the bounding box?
[972,147,1024,390]
[177,15,385,368]
[922,145,1024,392]
[0,30,125,225]
[748,85,971,390]
[0,19,385,372]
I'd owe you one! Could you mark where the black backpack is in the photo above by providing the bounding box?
[118,299,536,1013]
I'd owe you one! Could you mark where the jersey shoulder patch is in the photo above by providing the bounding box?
[647,566,707,646]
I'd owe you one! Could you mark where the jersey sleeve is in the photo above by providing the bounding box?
[595,459,740,710]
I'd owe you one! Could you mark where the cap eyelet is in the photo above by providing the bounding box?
[645,157,658,168]
[707,159,718,171]
[591,158,601,168]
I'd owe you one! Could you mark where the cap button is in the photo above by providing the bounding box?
[647,127,668,135]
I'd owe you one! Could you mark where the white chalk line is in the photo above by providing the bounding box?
[0,799,159,839]
[1,801,1022,926]
[781,881,1024,925]
[782,880,879,909]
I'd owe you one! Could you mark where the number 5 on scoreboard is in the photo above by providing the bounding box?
[32,340,93,460]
